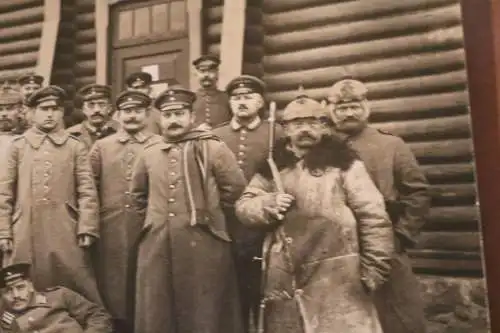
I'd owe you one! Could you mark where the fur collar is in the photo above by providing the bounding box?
[257,135,359,179]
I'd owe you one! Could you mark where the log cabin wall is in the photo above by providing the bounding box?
[260,0,480,277]
[203,0,223,63]
[242,0,264,78]
[75,0,97,91]
[0,0,44,80]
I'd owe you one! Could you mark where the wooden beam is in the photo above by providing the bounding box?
[36,0,61,85]
[187,0,203,90]
[461,0,500,330]
[95,0,110,85]
[218,0,247,89]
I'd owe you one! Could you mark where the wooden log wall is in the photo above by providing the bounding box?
[0,0,44,80]
[242,1,264,78]
[261,0,481,276]
[204,0,223,61]
[74,0,96,91]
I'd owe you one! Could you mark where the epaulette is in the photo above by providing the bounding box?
[1,311,16,329]
[376,129,396,136]
[144,140,162,149]
[44,286,60,291]
[12,135,24,142]
[212,120,230,130]
[67,134,81,141]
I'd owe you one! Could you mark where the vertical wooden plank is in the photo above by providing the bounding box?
[95,0,109,84]
[37,0,62,85]
[218,0,246,89]
[187,0,203,90]
[461,0,500,330]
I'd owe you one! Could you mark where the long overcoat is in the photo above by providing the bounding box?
[89,131,162,320]
[0,127,103,305]
[235,137,394,333]
[130,133,247,333]
[341,127,431,333]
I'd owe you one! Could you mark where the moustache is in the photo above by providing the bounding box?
[91,113,104,118]
[168,124,183,130]
[124,119,139,124]
[297,131,317,140]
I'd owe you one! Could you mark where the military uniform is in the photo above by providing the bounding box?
[192,55,231,128]
[329,79,430,333]
[0,263,112,333]
[66,84,119,150]
[16,74,44,134]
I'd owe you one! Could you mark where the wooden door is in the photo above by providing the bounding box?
[110,0,189,98]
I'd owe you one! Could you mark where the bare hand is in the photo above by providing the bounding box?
[77,235,96,248]
[264,193,295,220]
[0,239,12,253]
[196,123,212,131]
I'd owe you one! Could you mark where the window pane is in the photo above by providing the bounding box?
[152,4,168,34]
[118,10,133,40]
[169,1,186,32]
[133,7,151,37]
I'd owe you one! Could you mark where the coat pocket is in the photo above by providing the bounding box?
[65,201,79,224]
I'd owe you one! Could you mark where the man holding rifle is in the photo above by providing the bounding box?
[235,94,394,333]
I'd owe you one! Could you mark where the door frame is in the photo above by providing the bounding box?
[95,0,203,89]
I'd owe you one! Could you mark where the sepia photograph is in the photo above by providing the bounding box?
[0,0,493,332]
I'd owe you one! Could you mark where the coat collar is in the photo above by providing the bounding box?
[117,129,151,144]
[230,116,261,131]
[197,87,220,97]
[83,120,119,136]
[24,127,70,149]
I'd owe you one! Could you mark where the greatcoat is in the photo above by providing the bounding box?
[193,87,231,128]
[339,126,431,333]
[130,130,247,333]
[235,136,394,333]
[66,120,119,151]
[0,127,103,305]
[0,287,112,333]
[89,130,162,320]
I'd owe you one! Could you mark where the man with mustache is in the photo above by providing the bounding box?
[0,85,103,306]
[16,73,44,133]
[131,87,246,333]
[0,263,112,333]
[125,71,162,135]
[192,54,231,130]
[235,96,394,333]
[66,84,119,150]
[89,90,162,333]
[212,75,284,332]
[327,78,430,333]
[0,91,23,143]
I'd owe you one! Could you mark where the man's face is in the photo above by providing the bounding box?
[117,106,148,134]
[0,103,20,132]
[2,280,35,312]
[330,101,369,134]
[0,81,16,93]
[20,83,41,98]
[31,101,64,132]
[128,86,151,96]
[229,93,263,120]
[284,117,325,149]
[160,108,194,139]
[195,67,218,88]
[82,98,112,127]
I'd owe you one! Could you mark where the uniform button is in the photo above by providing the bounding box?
[168,198,175,203]
[168,212,175,217]
[125,204,130,208]
[238,151,245,156]
[44,173,49,177]
[170,159,177,163]
[126,177,131,181]
[170,172,176,176]
[237,160,244,165]
[239,144,246,149]
[125,191,130,195]
[169,184,175,189]
[241,129,247,134]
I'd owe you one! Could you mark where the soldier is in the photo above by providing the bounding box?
[89,90,162,333]
[235,95,393,333]
[0,263,112,333]
[0,85,104,305]
[0,78,17,93]
[327,78,430,333]
[16,73,44,133]
[192,54,231,129]
[131,87,246,333]
[66,84,119,150]
[212,75,284,332]
[125,71,162,135]
[0,91,23,144]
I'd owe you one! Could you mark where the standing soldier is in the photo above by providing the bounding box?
[131,87,246,333]
[89,90,162,333]
[192,54,231,130]
[66,84,119,150]
[125,71,162,135]
[212,75,284,332]
[327,78,430,333]
[17,73,44,133]
[0,91,23,149]
[0,85,104,305]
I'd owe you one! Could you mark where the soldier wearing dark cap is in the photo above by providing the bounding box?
[0,85,104,306]
[192,54,231,129]
[66,84,119,150]
[212,74,284,332]
[327,78,430,333]
[0,91,23,138]
[16,73,44,133]
[125,71,163,135]
[89,90,162,333]
[0,263,112,333]
[131,87,246,333]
